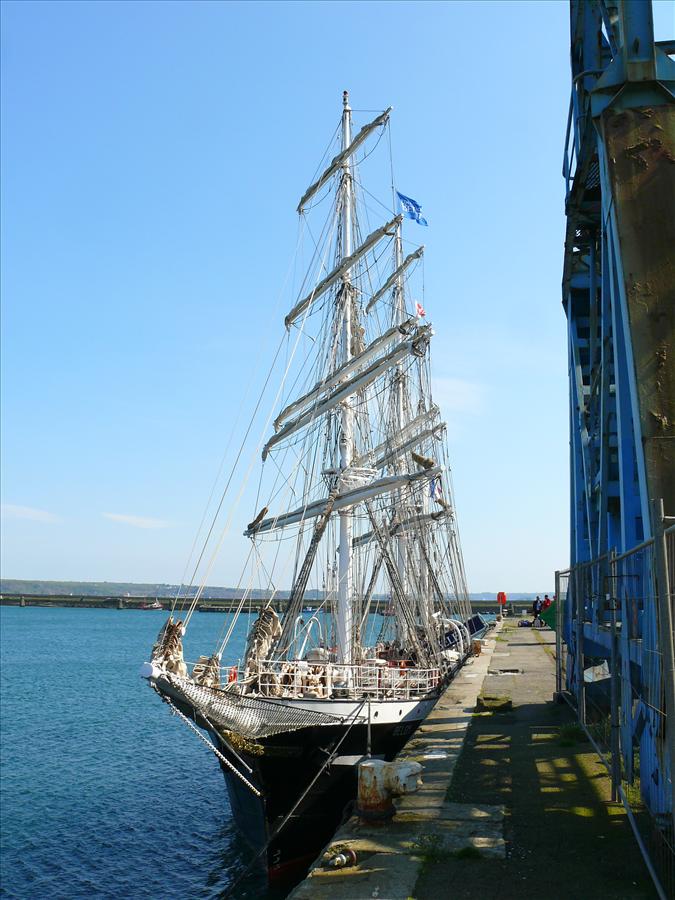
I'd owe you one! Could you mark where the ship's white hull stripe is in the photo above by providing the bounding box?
[261,695,438,725]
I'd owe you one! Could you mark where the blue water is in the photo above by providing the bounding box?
[1,606,487,898]
[0,606,270,900]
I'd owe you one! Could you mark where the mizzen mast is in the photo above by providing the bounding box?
[337,90,354,665]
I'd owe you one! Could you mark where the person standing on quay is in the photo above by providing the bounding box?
[532,596,544,627]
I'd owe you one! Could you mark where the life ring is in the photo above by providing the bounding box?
[228,665,237,683]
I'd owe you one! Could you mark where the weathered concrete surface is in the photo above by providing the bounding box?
[289,623,657,899]
[414,624,658,900]
[288,625,504,899]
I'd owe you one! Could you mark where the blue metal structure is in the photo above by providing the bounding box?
[563,0,674,569]
[562,0,675,829]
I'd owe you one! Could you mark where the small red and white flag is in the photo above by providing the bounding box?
[415,301,426,318]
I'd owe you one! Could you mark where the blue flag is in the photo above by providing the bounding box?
[397,191,428,226]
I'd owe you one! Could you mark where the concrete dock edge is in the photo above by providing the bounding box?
[288,622,504,900]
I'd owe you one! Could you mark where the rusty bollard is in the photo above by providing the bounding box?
[356,759,423,824]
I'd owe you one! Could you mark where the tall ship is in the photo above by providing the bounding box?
[142,92,482,885]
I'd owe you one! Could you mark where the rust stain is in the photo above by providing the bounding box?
[649,409,670,430]
[602,103,675,515]
[622,138,675,171]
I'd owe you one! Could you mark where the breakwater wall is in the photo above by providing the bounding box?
[0,594,519,614]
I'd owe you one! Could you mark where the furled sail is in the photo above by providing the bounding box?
[274,317,418,431]
[351,405,441,468]
[368,425,445,473]
[245,466,442,536]
[262,327,432,460]
[296,107,392,213]
[284,215,402,329]
[365,246,425,314]
[352,508,450,548]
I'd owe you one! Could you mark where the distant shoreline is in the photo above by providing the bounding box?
[0,579,549,603]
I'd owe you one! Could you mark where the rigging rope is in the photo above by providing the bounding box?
[183,210,341,628]
[172,215,308,618]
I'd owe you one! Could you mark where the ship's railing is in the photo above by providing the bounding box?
[183,656,444,700]
[245,659,442,700]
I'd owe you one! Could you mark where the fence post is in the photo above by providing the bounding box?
[652,498,675,829]
[555,570,562,697]
[571,565,585,723]
[608,549,621,802]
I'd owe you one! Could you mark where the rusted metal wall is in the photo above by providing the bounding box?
[602,104,675,519]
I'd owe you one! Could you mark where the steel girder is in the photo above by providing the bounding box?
[562,0,675,816]
[564,1,675,569]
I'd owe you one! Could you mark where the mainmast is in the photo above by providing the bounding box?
[393,226,408,596]
[337,90,354,665]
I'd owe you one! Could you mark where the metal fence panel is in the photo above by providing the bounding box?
[556,520,675,898]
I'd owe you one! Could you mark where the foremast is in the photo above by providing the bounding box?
[337,90,354,665]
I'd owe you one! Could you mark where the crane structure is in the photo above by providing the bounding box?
[561,0,675,848]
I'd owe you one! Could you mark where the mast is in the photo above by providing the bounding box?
[337,90,354,664]
[393,225,408,596]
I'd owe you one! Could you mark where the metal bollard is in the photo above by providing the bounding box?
[356,759,422,823]
[325,849,357,869]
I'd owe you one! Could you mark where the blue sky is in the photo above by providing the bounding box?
[2,0,673,592]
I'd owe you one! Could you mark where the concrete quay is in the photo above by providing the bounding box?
[289,621,657,900]
[288,624,505,900]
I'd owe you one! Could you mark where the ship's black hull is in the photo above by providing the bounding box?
[149,633,485,885]
[215,713,428,886]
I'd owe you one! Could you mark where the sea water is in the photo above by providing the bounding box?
[0,606,272,900]
[0,605,484,898]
